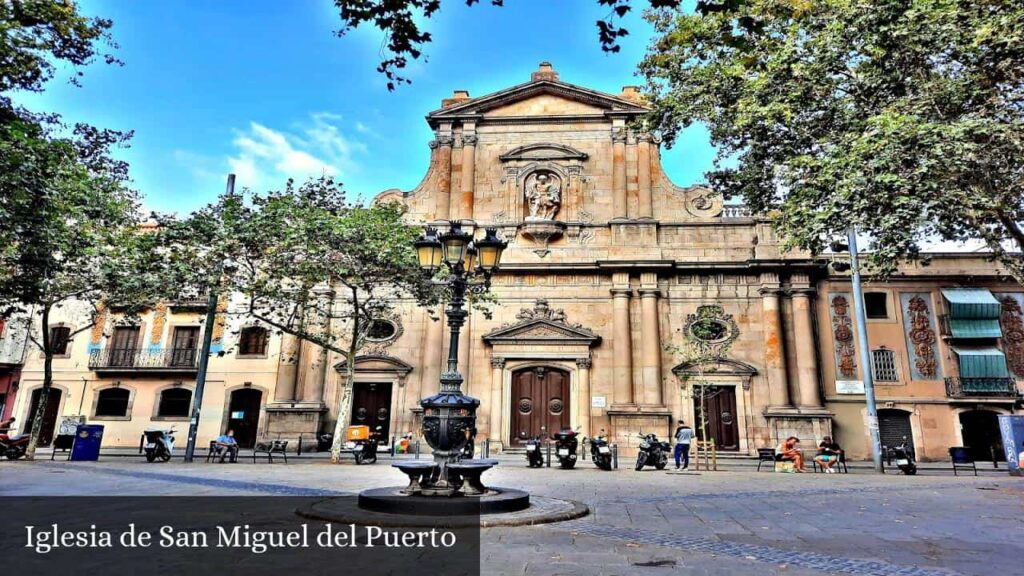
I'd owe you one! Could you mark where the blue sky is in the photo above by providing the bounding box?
[15,0,716,214]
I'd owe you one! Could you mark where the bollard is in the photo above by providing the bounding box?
[414,440,421,459]
[612,444,618,469]
[546,442,552,467]
[581,439,586,461]
[482,439,490,459]
[297,434,303,456]
[390,436,396,458]
[992,446,999,469]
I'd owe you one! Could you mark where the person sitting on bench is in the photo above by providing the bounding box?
[776,436,807,473]
[213,429,239,463]
[814,436,843,474]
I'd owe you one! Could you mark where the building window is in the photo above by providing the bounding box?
[238,327,269,356]
[95,387,131,417]
[366,319,398,342]
[157,387,192,418]
[865,292,889,319]
[871,349,899,382]
[49,326,72,355]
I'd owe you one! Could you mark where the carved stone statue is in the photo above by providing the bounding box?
[525,172,561,220]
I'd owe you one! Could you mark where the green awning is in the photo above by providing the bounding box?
[941,288,1001,319]
[948,318,1003,339]
[952,346,1010,378]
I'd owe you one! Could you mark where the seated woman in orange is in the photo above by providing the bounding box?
[776,436,807,472]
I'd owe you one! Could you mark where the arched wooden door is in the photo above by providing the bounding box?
[227,388,262,448]
[510,367,569,445]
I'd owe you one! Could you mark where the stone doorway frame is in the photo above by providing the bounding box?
[672,358,757,455]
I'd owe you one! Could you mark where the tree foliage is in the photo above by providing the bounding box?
[639,0,1024,279]
[156,177,440,462]
[331,0,680,90]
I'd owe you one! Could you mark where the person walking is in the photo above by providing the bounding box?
[674,420,694,470]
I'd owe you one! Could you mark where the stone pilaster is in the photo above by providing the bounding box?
[637,134,653,219]
[273,332,299,402]
[489,356,505,445]
[639,272,663,406]
[432,127,454,219]
[299,286,333,404]
[611,272,634,406]
[576,357,592,437]
[791,273,823,408]
[421,306,445,396]
[455,127,476,221]
[611,127,627,219]
[759,272,792,410]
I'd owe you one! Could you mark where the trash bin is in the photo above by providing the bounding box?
[69,424,104,461]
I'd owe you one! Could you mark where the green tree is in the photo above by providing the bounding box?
[0,116,157,459]
[157,177,439,463]
[331,0,680,89]
[639,1,1024,279]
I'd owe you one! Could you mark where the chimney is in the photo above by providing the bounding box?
[620,85,643,102]
[441,89,471,109]
[531,61,559,82]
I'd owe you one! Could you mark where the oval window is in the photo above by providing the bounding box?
[366,319,398,342]
[691,319,729,342]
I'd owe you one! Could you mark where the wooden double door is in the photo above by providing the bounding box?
[350,382,393,441]
[692,385,740,451]
[511,367,569,445]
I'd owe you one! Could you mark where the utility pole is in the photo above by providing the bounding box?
[847,229,885,473]
[184,174,235,463]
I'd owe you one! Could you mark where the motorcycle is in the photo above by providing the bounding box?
[588,429,613,471]
[634,432,670,471]
[522,427,546,468]
[553,426,581,469]
[0,432,29,460]
[346,425,381,465]
[887,436,917,475]
[140,428,176,463]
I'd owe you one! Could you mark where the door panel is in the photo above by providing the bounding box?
[227,388,262,448]
[110,327,140,367]
[351,382,393,441]
[171,327,199,366]
[693,385,739,451]
[510,368,570,445]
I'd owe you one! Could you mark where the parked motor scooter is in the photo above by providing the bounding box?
[346,425,382,465]
[140,428,176,462]
[553,426,581,469]
[522,427,546,468]
[588,429,613,471]
[888,436,917,475]
[634,432,670,471]
[0,431,29,460]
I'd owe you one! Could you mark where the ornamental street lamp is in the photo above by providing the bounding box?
[414,222,506,495]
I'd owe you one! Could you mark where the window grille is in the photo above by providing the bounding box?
[872,349,899,382]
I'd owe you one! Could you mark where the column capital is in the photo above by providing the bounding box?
[637,133,654,144]
[490,356,506,369]
[790,287,816,297]
[610,287,634,297]
[611,129,628,144]
[461,134,478,146]
[639,288,661,298]
[576,357,592,369]
[758,286,785,296]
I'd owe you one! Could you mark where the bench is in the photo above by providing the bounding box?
[756,448,777,471]
[253,439,289,463]
[949,446,977,476]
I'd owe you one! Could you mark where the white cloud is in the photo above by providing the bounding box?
[180,113,368,194]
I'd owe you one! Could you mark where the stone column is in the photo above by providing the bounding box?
[611,272,634,405]
[760,273,792,409]
[612,128,627,219]
[489,357,505,444]
[454,128,476,221]
[421,306,445,396]
[576,357,592,437]
[639,272,663,406]
[791,274,823,408]
[299,286,333,403]
[273,332,299,402]
[637,134,653,219]
[432,132,454,219]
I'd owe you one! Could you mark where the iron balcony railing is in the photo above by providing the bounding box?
[88,347,199,371]
[944,376,1018,398]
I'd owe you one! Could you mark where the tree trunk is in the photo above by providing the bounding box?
[329,291,361,463]
[25,307,52,460]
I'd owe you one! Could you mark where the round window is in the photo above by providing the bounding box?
[366,319,398,342]
[690,318,729,342]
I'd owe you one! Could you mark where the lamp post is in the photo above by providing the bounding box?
[831,229,884,473]
[413,223,506,495]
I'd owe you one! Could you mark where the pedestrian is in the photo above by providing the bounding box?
[814,436,843,474]
[674,420,694,470]
[776,436,807,472]
[0,416,15,434]
[213,429,239,463]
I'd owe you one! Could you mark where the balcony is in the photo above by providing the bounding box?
[89,347,199,374]
[944,377,1018,398]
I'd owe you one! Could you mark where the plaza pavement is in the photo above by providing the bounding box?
[1,455,1021,576]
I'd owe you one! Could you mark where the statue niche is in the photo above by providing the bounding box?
[524,171,561,221]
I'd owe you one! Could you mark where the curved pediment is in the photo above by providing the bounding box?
[499,142,588,162]
[333,354,413,375]
[672,358,758,378]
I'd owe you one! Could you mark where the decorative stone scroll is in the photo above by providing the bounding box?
[828,293,857,379]
[999,294,1024,378]
[901,293,941,380]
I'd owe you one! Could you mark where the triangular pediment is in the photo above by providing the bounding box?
[483,318,601,346]
[428,80,647,126]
